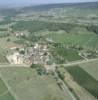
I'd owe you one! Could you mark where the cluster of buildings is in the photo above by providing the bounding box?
[7,43,50,65]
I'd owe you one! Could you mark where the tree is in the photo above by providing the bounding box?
[7,38,11,42]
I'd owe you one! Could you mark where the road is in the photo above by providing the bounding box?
[0,64,29,68]
[54,71,77,100]
[56,58,98,67]
[0,58,97,68]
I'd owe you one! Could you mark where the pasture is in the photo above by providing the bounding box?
[66,66,98,98]
[0,67,73,100]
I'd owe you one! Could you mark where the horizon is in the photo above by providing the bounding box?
[0,0,98,8]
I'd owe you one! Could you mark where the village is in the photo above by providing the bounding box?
[6,42,51,65]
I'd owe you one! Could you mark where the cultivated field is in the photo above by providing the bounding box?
[66,66,98,98]
[79,60,98,81]
[0,67,73,100]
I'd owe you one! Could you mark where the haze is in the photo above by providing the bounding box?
[0,0,98,8]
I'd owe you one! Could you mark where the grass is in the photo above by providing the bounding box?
[53,47,82,62]
[0,78,7,94]
[0,53,8,64]
[61,48,82,61]
[0,67,73,100]
[0,78,15,100]
[0,92,15,100]
[46,32,98,48]
[0,48,8,64]
[66,66,98,98]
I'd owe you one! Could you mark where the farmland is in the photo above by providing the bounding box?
[79,60,98,81]
[45,32,98,49]
[0,78,15,100]
[0,53,8,63]
[0,1,98,100]
[51,46,83,63]
[0,67,73,100]
[0,48,8,64]
[66,66,98,98]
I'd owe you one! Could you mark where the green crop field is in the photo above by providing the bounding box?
[0,67,73,100]
[80,60,98,81]
[66,66,98,98]
[0,78,15,100]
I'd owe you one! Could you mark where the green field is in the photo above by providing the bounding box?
[0,78,15,100]
[52,46,83,63]
[0,48,8,64]
[0,78,7,94]
[0,53,8,64]
[66,66,98,98]
[80,60,98,81]
[0,67,73,100]
[46,32,98,48]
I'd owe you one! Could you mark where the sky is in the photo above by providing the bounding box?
[0,0,98,7]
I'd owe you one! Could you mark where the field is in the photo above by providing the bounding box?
[0,67,73,100]
[52,46,83,63]
[0,2,98,100]
[79,60,98,81]
[0,53,8,63]
[0,48,8,64]
[46,32,98,49]
[0,78,15,100]
[66,66,98,98]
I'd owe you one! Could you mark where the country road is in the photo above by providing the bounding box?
[0,58,98,68]
[0,64,29,68]
[56,58,98,67]
[54,71,77,100]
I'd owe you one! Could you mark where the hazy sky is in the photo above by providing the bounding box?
[0,0,98,7]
